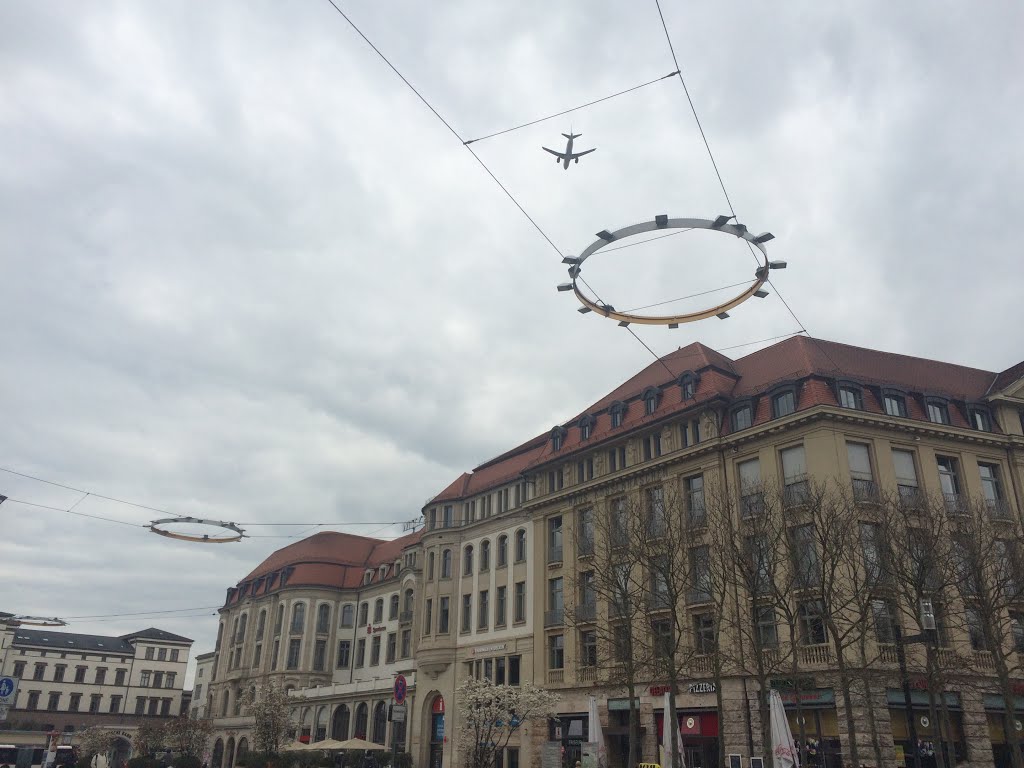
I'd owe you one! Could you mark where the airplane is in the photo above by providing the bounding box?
[542,132,596,169]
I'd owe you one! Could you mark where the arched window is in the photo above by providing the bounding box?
[389,594,400,620]
[256,610,266,639]
[332,704,350,740]
[610,401,627,428]
[678,371,700,399]
[221,689,230,717]
[463,545,474,575]
[317,604,330,633]
[237,614,247,644]
[551,426,567,451]
[441,549,452,579]
[274,605,283,635]
[234,686,242,716]
[428,551,436,580]
[340,604,354,628]
[216,623,224,650]
[371,598,382,624]
[515,529,527,562]
[212,740,224,768]
[372,702,387,744]
[237,739,248,760]
[231,617,238,644]
[358,602,368,626]
[480,539,491,571]
[403,589,414,615]
[643,386,661,416]
[354,703,369,739]
[497,535,509,567]
[290,603,305,633]
[578,415,595,441]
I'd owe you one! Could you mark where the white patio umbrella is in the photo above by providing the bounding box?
[587,696,608,768]
[660,691,686,768]
[769,689,799,768]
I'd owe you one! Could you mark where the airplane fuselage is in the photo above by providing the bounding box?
[561,136,574,169]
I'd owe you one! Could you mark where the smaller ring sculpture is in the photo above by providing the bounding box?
[557,214,785,326]
[10,616,68,627]
[149,516,245,544]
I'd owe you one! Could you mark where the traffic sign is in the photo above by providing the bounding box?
[393,674,407,705]
[391,705,406,723]
[0,677,19,705]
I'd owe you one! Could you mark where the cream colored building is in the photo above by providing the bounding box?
[190,651,215,719]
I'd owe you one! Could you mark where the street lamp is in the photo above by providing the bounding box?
[894,600,938,768]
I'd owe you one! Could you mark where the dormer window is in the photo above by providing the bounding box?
[579,415,595,441]
[969,406,992,432]
[363,570,373,586]
[837,382,863,410]
[731,403,753,432]
[379,565,388,580]
[678,371,700,400]
[610,401,627,428]
[925,397,950,425]
[882,390,907,418]
[772,389,796,418]
[551,426,567,452]
[643,387,661,416]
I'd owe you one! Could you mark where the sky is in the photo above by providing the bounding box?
[1,0,1022,685]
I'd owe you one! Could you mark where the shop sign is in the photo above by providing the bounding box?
[366,625,387,634]
[689,682,716,695]
[778,688,836,707]
[771,676,815,691]
[471,643,507,656]
[885,689,960,709]
[982,693,1024,713]
[608,698,641,711]
[649,685,671,697]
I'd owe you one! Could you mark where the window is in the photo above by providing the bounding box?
[580,630,598,667]
[937,456,962,511]
[370,635,381,666]
[577,457,595,483]
[271,640,279,670]
[109,695,121,713]
[891,449,920,503]
[971,407,992,432]
[610,401,626,428]
[860,522,884,583]
[94,667,107,685]
[644,388,660,415]
[515,581,527,623]
[754,605,778,648]
[275,605,284,635]
[90,694,102,714]
[12,661,25,678]
[884,392,907,418]
[966,608,986,651]
[115,668,126,686]
[548,469,564,493]
[135,696,146,715]
[427,551,436,580]
[316,604,330,633]
[386,633,397,664]
[373,598,384,624]
[685,474,705,526]
[443,504,454,528]
[979,463,1006,516]
[252,644,262,668]
[441,549,453,578]
[646,486,666,537]
[781,445,808,506]
[140,671,151,687]
[439,596,450,633]
[256,610,266,639]
[286,639,301,670]
[47,692,60,711]
[739,458,763,517]
[798,599,827,645]
[75,665,87,682]
[496,586,508,627]
[27,691,40,710]
[291,603,306,633]
[838,384,862,410]
[548,516,563,563]
[642,432,663,461]
[577,507,595,556]
[1011,612,1024,654]
[358,602,369,625]
[424,599,432,635]
[607,445,627,472]
[746,535,771,596]
[609,497,628,547]
[772,390,796,418]
[387,593,399,620]
[341,604,354,627]
[847,442,876,501]
[548,577,565,626]
[872,600,896,644]
[551,426,567,451]
[309,639,324,671]
[33,663,46,681]
[355,703,369,740]
[694,613,717,654]
[690,545,711,602]
[401,629,411,658]
[53,665,66,682]
[403,588,414,616]
[613,623,630,662]
[731,404,753,432]
[679,372,699,399]
[926,399,950,425]
[146,647,154,660]
[355,639,366,667]
[479,591,489,630]
[461,594,473,633]
[463,545,474,575]
[790,524,820,588]
[652,618,673,658]
[480,539,491,571]
[548,634,565,669]
[336,640,351,668]
[579,415,595,441]
[498,535,509,567]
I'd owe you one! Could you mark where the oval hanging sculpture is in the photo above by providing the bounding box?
[10,616,68,627]
[148,516,245,544]
[557,214,784,327]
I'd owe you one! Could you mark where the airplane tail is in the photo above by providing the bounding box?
[562,132,582,140]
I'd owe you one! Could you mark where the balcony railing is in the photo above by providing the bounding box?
[686,589,712,606]
[575,603,597,623]
[973,650,996,670]
[646,593,671,612]
[798,643,834,667]
[784,480,810,509]
[547,669,564,684]
[761,647,780,667]
[609,600,628,619]
[690,655,712,675]
[548,545,563,564]
[987,498,1012,520]
[741,492,765,518]
[688,506,707,529]
[878,644,899,665]
[578,665,598,683]
[399,610,414,625]
[852,478,881,504]
[944,493,966,516]
[577,536,595,557]
[544,608,565,628]
[935,648,960,668]
[897,485,924,509]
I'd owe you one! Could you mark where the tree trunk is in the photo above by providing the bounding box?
[627,679,639,768]
[924,649,946,768]
[994,653,1024,768]
[862,673,884,768]
[669,675,682,768]
[835,658,861,768]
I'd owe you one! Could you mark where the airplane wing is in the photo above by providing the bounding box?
[569,148,596,159]
[542,147,566,158]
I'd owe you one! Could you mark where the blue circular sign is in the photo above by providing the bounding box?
[0,678,15,698]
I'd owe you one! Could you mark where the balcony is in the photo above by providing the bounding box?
[547,669,564,684]
[544,608,565,628]
[688,509,707,529]
[761,647,780,667]
[878,644,899,665]
[944,493,966,516]
[973,650,997,670]
[577,537,595,557]
[851,478,881,505]
[741,493,765,518]
[646,593,671,612]
[897,485,924,509]
[686,589,712,606]
[987,498,1012,520]
[578,666,598,683]
[609,601,628,619]
[935,648,960,668]
[690,655,713,675]
[797,643,834,667]
[548,545,563,565]
[784,481,810,509]
[399,610,414,626]
[575,603,597,623]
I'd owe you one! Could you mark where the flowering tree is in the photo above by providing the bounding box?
[455,678,559,768]
[77,728,117,766]
[163,715,214,758]
[242,682,295,755]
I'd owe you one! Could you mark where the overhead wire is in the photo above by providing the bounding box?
[462,70,679,145]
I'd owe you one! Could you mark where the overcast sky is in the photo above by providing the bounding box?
[1,0,1021,685]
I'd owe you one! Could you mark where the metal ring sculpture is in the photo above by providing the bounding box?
[9,616,68,627]
[149,516,245,544]
[557,215,783,327]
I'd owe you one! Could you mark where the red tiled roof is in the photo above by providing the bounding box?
[428,336,1014,506]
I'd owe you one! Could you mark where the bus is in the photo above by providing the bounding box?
[0,744,77,768]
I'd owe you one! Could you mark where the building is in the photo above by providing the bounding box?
[415,336,1024,768]
[190,652,215,719]
[205,530,422,768]
[0,622,193,751]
